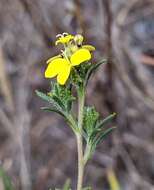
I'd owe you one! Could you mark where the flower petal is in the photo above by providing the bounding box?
[57,63,71,85]
[46,55,62,64]
[70,49,91,66]
[82,45,95,51]
[45,58,68,78]
[55,35,74,45]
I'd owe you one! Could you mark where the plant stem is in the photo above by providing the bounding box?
[76,85,85,190]
[76,133,84,190]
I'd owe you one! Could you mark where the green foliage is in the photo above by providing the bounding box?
[83,107,116,163]
[83,106,99,136]
[77,62,91,81]
[41,107,66,117]
[36,84,78,133]
[51,83,76,112]
[35,90,61,110]
[36,59,115,161]
[36,56,116,190]
[36,83,75,113]
[96,113,116,130]
[84,59,107,85]
[91,126,116,148]
[0,167,15,190]
[70,59,106,87]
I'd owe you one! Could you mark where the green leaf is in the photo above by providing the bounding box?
[36,82,75,113]
[0,167,15,190]
[88,127,101,142]
[41,107,66,117]
[35,90,52,102]
[42,107,78,133]
[88,113,116,143]
[52,95,65,110]
[35,90,61,110]
[93,127,116,147]
[83,106,99,137]
[52,83,75,112]
[85,59,107,85]
[96,113,116,129]
[77,62,91,80]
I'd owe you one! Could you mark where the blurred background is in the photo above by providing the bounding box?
[0,0,154,190]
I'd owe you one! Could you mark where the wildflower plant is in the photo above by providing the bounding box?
[36,33,116,190]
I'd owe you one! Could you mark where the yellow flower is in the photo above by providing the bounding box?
[45,33,95,85]
[55,33,74,45]
[46,55,62,64]
[45,49,91,85]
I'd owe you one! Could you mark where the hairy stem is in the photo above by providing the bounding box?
[76,85,85,190]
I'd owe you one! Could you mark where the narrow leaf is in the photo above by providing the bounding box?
[85,59,107,84]
[35,90,51,102]
[96,113,116,129]
[94,127,116,146]
[36,90,61,110]
[42,107,78,133]
[52,95,66,110]
[41,107,66,117]
[88,128,101,142]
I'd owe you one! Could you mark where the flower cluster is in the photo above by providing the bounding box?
[45,33,95,85]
